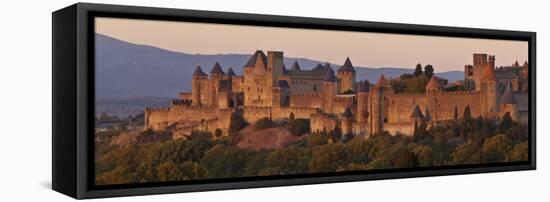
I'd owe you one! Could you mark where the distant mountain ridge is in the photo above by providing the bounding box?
[95,34,464,100]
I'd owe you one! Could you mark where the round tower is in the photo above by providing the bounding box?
[336,57,356,93]
[192,65,207,106]
[356,80,370,123]
[321,68,337,113]
[480,65,498,114]
[370,75,393,135]
[209,62,225,108]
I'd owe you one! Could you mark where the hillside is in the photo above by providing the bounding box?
[96,33,464,100]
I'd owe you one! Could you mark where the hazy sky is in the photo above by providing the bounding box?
[95,17,528,72]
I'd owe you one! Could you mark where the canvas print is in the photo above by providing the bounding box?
[94,17,530,185]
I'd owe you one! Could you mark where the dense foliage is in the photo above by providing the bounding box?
[96,115,528,185]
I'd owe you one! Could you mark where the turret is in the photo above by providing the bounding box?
[480,65,498,113]
[226,67,236,77]
[192,65,207,106]
[290,61,301,70]
[321,68,337,113]
[336,57,356,93]
[370,75,392,134]
[209,62,225,108]
[356,80,370,123]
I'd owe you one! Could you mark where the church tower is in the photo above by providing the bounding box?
[336,57,356,93]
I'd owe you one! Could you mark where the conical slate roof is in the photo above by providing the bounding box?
[426,76,443,91]
[357,80,370,92]
[193,65,207,77]
[275,80,290,88]
[244,50,267,68]
[337,57,356,72]
[514,60,520,67]
[313,63,324,71]
[376,74,389,86]
[480,66,496,81]
[323,68,336,82]
[342,107,353,118]
[210,62,225,75]
[424,106,432,121]
[410,105,424,119]
[325,63,332,71]
[501,83,516,104]
[291,61,301,70]
[226,67,236,76]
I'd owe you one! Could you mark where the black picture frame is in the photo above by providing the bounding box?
[52,3,536,199]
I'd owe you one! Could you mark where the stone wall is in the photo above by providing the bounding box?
[311,112,338,133]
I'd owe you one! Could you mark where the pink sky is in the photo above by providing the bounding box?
[95,17,528,72]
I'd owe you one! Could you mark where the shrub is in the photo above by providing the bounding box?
[254,117,274,130]
[229,112,247,134]
[288,118,310,136]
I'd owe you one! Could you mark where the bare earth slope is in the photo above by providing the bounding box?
[237,126,306,151]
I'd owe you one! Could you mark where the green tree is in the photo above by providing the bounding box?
[288,118,310,136]
[424,64,434,78]
[454,105,458,120]
[229,112,247,134]
[463,105,472,121]
[156,161,185,181]
[388,145,417,168]
[214,128,223,138]
[331,125,342,141]
[201,144,247,178]
[508,141,528,161]
[414,63,423,77]
[254,117,274,130]
[500,112,514,131]
[265,147,309,175]
[482,134,513,162]
[308,143,349,172]
[450,140,481,164]
[409,143,433,167]
[180,161,208,180]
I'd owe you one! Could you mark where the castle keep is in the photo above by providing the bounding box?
[144,51,529,138]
